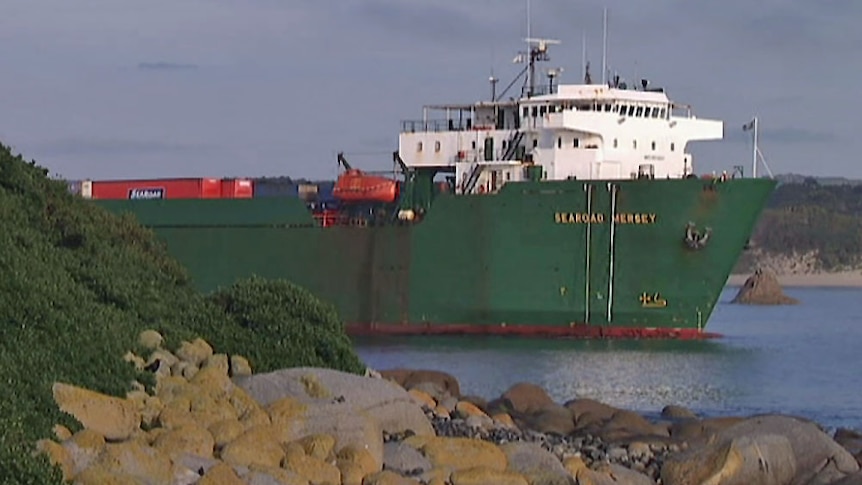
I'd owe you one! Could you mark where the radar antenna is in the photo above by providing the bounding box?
[514,37,560,97]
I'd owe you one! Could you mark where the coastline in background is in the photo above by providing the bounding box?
[727,271,862,288]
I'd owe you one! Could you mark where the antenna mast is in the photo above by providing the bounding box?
[602,7,608,85]
[581,32,589,79]
[752,116,758,178]
[526,0,532,92]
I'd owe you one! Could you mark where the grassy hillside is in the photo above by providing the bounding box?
[0,143,365,484]
[734,179,862,273]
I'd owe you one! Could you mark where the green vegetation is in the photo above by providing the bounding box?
[0,143,365,483]
[735,179,862,273]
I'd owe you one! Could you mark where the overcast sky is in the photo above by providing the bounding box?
[0,0,858,181]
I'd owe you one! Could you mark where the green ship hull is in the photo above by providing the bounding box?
[95,176,775,339]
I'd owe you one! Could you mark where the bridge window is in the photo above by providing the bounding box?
[635,106,644,117]
[417,142,423,152]
[434,141,441,152]
[660,108,667,119]
[523,107,529,118]
[628,106,635,116]
[651,108,660,118]
[531,106,538,117]
[604,104,612,112]
[573,138,580,148]
[644,107,652,118]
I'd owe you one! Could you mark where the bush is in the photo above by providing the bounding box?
[0,142,365,483]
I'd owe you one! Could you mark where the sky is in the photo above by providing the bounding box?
[0,0,858,181]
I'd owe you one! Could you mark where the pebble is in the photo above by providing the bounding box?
[420,409,671,482]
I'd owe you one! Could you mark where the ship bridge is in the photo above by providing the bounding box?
[396,37,725,193]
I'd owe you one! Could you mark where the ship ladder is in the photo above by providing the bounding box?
[462,164,483,194]
[502,131,525,160]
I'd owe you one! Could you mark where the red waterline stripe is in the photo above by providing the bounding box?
[345,323,721,340]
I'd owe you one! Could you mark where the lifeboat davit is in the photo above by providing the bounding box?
[332,169,399,203]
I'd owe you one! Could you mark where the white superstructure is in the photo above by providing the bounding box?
[397,39,723,194]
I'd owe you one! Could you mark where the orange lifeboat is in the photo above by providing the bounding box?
[332,169,399,203]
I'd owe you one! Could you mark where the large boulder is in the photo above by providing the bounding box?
[234,367,434,438]
[380,369,462,400]
[731,268,799,305]
[52,383,141,441]
[662,414,859,484]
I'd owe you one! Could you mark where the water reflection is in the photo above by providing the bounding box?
[353,287,862,430]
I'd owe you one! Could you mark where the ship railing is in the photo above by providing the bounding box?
[401,119,497,133]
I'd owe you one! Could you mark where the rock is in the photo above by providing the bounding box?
[408,389,437,409]
[381,368,462,399]
[62,429,105,476]
[337,460,365,485]
[731,268,799,305]
[220,425,284,469]
[661,405,697,420]
[297,433,336,460]
[835,428,862,465]
[363,470,421,485]
[450,467,529,485]
[176,337,214,366]
[500,382,556,415]
[235,367,434,438]
[592,463,655,485]
[421,436,508,472]
[562,455,587,477]
[662,433,797,485]
[721,415,859,482]
[229,355,252,377]
[337,442,382,476]
[283,452,341,484]
[52,382,140,441]
[830,470,862,485]
[137,329,164,351]
[86,441,174,484]
[35,439,74,481]
[152,423,215,458]
[207,418,245,448]
[52,424,73,441]
[171,451,220,476]
[500,441,572,485]
[455,401,488,420]
[599,410,668,443]
[564,398,618,429]
[383,441,433,477]
[198,462,245,484]
[518,404,576,436]
[464,414,494,430]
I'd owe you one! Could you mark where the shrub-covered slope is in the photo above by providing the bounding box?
[0,143,364,483]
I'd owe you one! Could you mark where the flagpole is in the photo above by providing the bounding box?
[752,116,758,179]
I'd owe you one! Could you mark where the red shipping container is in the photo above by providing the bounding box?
[89,178,222,200]
[221,179,253,199]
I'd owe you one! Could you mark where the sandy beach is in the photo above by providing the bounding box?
[727,271,862,288]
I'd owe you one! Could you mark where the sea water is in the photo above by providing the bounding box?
[353,286,862,431]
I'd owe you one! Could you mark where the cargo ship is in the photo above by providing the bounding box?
[89,37,775,339]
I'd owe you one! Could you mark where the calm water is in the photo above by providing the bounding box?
[353,286,862,431]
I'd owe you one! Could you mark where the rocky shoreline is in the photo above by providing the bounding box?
[36,332,862,484]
